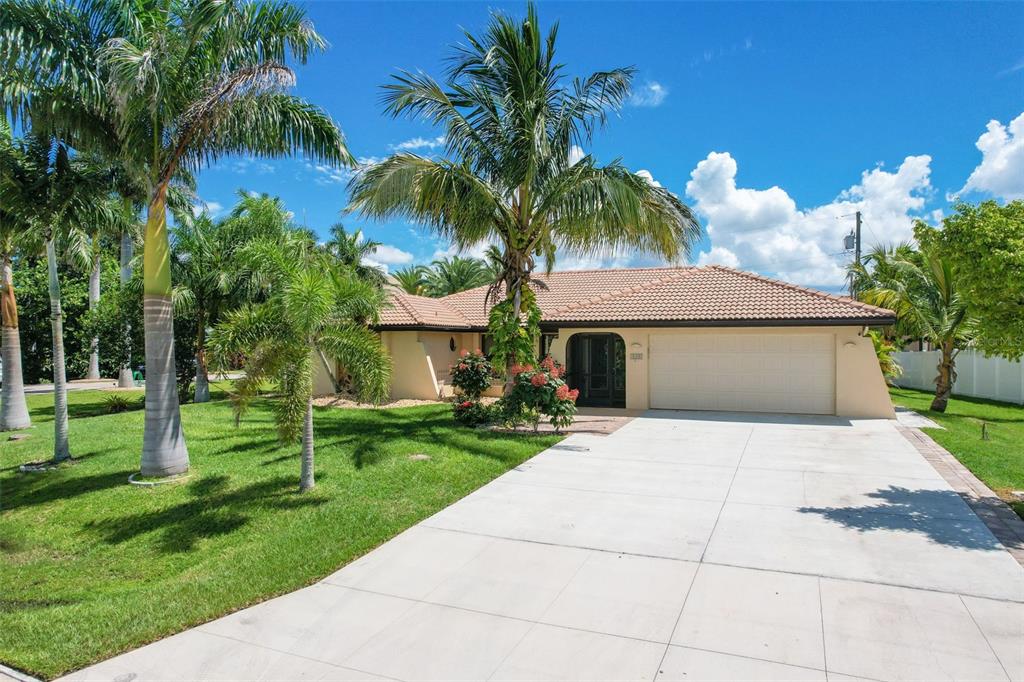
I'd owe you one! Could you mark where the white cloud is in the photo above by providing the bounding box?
[686,151,934,288]
[231,158,275,175]
[629,81,668,108]
[368,244,414,266]
[568,145,585,166]
[191,200,223,217]
[635,169,663,188]
[957,112,1024,201]
[392,135,446,152]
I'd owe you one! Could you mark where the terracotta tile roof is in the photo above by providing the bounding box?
[379,289,473,329]
[377,266,894,330]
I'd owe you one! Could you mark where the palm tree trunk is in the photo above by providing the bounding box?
[117,227,134,388]
[299,394,315,492]
[46,237,70,461]
[1,255,31,431]
[194,316,209,403]
[931,341,955,413]
[140,188,189,476]
[86,245,101,380]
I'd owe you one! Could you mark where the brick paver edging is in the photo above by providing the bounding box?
[897,424,1024,567]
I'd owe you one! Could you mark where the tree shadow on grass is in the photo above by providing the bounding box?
[28,399,145,423]
[85,474,327,554]
[799,486,1005,551]
[1,468,133,512]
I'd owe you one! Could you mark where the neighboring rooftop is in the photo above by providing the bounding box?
[378,265,895,330]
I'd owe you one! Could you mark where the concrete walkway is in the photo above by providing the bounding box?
[65,412,1024,681]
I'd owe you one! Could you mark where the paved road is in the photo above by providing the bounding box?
[64,412,1024,681]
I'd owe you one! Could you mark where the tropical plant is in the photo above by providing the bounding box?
[422,256,492,297]
[0,122,32,430]
[348,3,700,383]
[172,196,290,402]
[867,330,902,384]
[0,134,111,460]
[501,356,578,432]
[449,349,493,399]
[208,236,391,492]
[858,245,974,412]
[321,223,386,286]
[391,265,428,295]
[919,201,1024,361]
[1,0,355,477]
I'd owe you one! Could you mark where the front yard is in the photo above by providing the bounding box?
[0,389,559,679]
[890,387,1024,519]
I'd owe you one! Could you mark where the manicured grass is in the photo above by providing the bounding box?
[890,387,1024,519]
[0,389,560,679]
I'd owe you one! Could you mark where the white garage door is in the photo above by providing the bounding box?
[649,332,836,415]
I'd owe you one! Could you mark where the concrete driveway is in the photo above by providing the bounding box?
[65,412,1024,681]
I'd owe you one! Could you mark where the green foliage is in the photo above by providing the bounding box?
[451,399,493,426]
[321,223,386,286]
[102,393,141,413]
[502,356,579,432]
[867,330,902,383]
[208,236,392,447]
[391,265,427,295]
[487,287,543,368]
[918,201,1024,360]
[422,256,492,297]
[449,350,493,400]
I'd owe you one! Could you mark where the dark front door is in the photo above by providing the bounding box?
[567,334,626,408]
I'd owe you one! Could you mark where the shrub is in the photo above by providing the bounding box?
[103,394,140,414]
[504,356,579,432]
[449,349,493,399]
[452,399,493,426]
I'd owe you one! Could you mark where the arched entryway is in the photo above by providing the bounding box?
[566,333,626,408]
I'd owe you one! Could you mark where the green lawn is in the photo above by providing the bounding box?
[890,387,1024,519]
[0,388,560,679]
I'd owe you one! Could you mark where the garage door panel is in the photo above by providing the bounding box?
[649,332,835,415]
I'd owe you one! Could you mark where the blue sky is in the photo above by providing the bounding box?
[195,1,1024,292]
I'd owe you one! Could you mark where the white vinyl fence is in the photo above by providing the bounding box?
[893,350,1024,405]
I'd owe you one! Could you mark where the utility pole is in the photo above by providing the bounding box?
[844,211,863,297]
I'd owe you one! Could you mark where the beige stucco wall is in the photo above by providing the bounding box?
[545,325,894,419]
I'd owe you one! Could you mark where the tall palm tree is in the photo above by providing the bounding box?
[2,1,358,477]
[858,246,974,412]
[0,123,32,431]
[422,256,491,297]
[1,135,110,460]
[390,265,428,296]
[348,4,700,377]
[209,236,391,492]
[321,222,386,285]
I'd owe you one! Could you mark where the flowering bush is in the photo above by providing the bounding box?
[503,355,579,432]
[452,399,492,426]
[449,349,493,400]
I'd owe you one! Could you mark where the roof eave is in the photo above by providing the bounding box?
[540,316,897,329]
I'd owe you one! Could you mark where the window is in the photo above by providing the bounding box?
[449,337,457,352]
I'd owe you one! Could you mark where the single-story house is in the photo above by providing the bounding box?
[313,265,897,418]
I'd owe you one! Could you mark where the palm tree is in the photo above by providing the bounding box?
[321,223,387,286]
[172,195,290,403]
[423,256,491,297]
[348,3,700,378]
[0,124,32,431]
[10,0,353,477]
[858,246,974,412]
[1,135,110,460]
[208,236,391,492]
[390,265,428,295]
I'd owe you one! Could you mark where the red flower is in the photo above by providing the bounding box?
[549,366,561,378]
[568,389,579,402]
[459,400,473,408]
[540,356,556,371]
[555,384,570,400]
[458,363,468,371]
[530,373,548,387]
[475,348,482,354]
[459,349,469,357]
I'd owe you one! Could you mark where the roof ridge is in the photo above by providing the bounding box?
[389,290,426,325]
[440,265,695,302]
[550,268,695,316]
[391,290,472,326]
[706,265,894,315]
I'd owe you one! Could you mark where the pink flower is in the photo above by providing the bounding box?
[568,389,579,402]
[458,363,468,371]
[460,349,469,357]
[530,373,548,387]
[540,356,556,371]
[555,384,570,400]
[475,348,482,354]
